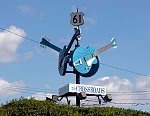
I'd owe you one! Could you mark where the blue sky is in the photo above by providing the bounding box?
[0,0,150,112]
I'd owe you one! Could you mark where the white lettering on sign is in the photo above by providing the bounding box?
[58,83,106,96]
[70,84,106,95]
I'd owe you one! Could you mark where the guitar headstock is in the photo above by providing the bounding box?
[111,37,117,48]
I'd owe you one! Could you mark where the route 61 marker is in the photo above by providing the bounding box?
[70,12,84,26]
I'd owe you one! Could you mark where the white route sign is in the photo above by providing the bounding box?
[58,83,106,96]
[70,12,84,26]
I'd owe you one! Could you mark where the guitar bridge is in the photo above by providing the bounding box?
[73,59,82,66]
[86,57,96,66]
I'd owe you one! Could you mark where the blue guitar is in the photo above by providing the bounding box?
[40,29,80,76]
[72,38,117,77]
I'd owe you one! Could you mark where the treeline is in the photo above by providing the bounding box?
[0,97,149,116]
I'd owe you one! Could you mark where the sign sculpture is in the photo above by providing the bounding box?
[40,8,117,106]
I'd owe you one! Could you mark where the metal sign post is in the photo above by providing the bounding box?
[71,7,84,107]
[76,72,80,106]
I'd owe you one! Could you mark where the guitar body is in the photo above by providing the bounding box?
[72,46,99,77]
[81,56,99,77]
[40,38,68,76]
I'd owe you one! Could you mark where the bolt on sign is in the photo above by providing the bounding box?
[70,12,84,26]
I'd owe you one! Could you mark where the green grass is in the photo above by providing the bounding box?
[0,97,149,116]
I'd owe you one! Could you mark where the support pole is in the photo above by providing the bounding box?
[76,72,80,106]
[75,28,80,107]
[75,7,81,107]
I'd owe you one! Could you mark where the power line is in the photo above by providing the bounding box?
[0,86,57,94]
[110,102,150,106]
[0,83,57,95]
[100,63,150,77]
[0,86,57,96]
[81,99,150,106]
[112,99,150,101]
[0,85,57,93]
[111,93,150,96]
[85,98,150,101]
[0,83,57,92]
[81,101,150,106]
[2,87,57,96]
[107,90,150,96]
[108,90,150,94]
[0,27,40,44]
[3,87,38,95]
[0,27,149,78]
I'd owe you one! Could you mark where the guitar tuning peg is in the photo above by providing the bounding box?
[74,26,78,32]
[111,37,117,48]
[77,35,81,41]
[86,46,89,49]
[44,36,50,42]
[111,37,115,42]
[40,45,47,49]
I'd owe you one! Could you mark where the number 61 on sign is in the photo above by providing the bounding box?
[70,12,84,26]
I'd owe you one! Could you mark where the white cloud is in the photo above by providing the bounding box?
[28,92,74,105]
[28,92,52,100]
[88,76,150,110]
[19,5,31,13]
[59,37,70,43]
[58,32,72,44]
[22,51,34,60]
[0,78,24,98]
[45,84,51,89]
[86,17,96,24]
[72,5,77,12]
[0,25,26,63]
[50,49,59,57]
[19,5,35,16]
[89,76,132,92]
[135,76,150,89]
[72,5,87,13]
[19,5,44,19]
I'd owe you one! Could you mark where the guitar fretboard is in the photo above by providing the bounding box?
[92,43,113,57]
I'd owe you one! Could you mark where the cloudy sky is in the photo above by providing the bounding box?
[0,0,150,112]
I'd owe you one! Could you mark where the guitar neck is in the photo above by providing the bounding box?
[93,43,113,57]
[40,38,62,52]
[64,29,80,56]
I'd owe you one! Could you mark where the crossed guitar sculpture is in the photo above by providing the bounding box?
[40,29,117,77]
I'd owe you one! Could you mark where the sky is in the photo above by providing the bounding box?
[0,0,150,112]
